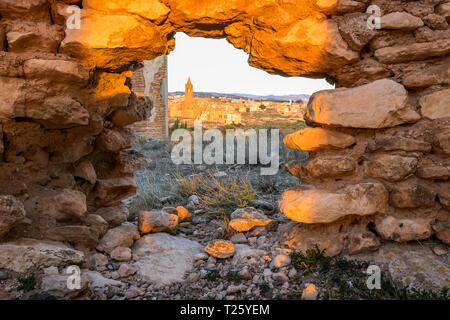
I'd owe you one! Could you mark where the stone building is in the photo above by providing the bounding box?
[184,77,194,115]
[170,77,207,119]
[128,56,169,139]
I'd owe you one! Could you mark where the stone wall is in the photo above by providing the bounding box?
[0,0,448,262]
[129,56,168,140]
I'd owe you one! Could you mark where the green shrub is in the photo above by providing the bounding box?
[17,274,36,293]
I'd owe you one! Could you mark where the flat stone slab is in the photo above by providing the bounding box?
[0,238,85,273]
[350,242,450,291]
[133,233,203,285]
[305,79,420,128]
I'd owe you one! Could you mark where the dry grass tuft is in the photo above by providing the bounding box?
[175,172,258,218]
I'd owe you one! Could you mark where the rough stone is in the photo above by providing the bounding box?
[375,216,433,242]
[270,254,291,269]
[432,245,448,256]
[434,128,450,155]
[419,89,450,120]
[85,0,170,22]
[87,253,108,269]
[94,204,129,227]
[374,39,450,64]
[40,189,87,221]
[272,272,289,282]
[347,231,380,255]
[367,137,431,153]
[94,177,137,206]
[23,59,89,83]
[0,0,50,21]
[0,124,3,155]
[436,3,450,21]
[5,22,62,54]
[84,270,124,294]
[366,154,418,182]
[436,228,450,245]
[133,233,203,285]
[73,160,97,185]
[356,243,449,291]
[422,14,448,30]
[279,183,388,224]
[0,239,85,273]
[0,0,448,283]
[229,207,272,232]
[40,273,91,300]
[118,263,137,278]
[283,128,356,151]
[227,284,247,294]
[380,12,424,31]
[437,182,450,208]
[387,245,449,290]
[282,222,345,257]
[45,224,105,245]
[294,156,356,181]
[390,184,437,208]
[231,245,265,266]
[96,224,140,254]
[96,128,135,153]
[110,247,132,262]
[301,284,318,300]
[315,0,366,15]
[25,96,89,129]
[230,233,247,244]
[205,240,236,259]
[0,77,26,119]
[416,164,450,180]
[138,210,179,234]
[305,79,420,128]
[0,195,26,238]
[338,13,377,51]
[0,271,8,280]
[238,267,252,280]
[176,206,191,222]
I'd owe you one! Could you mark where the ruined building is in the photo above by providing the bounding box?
[128,56,169,139]
[0,0,448,277]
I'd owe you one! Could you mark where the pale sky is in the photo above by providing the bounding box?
[168,33,334,96]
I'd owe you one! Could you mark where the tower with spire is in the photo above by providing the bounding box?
[183,77,196,118]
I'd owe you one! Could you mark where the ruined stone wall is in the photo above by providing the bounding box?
[280,0,450,255]
[0,0,448,260]
[129,56,168,140]
[0,0,152,248]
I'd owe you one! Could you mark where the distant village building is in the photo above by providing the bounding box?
[185,77,194,107]
[225,113,242,124]
[170,77,205,119]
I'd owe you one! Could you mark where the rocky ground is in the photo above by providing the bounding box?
[0,139,448,300]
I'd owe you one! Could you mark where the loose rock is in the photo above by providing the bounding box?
[205,240,236,259]
[229,207,272,232]
[302,284,318,300]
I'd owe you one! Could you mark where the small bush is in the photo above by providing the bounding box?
[17,274,36,293]
[289,245,332,272]
[175,172,257,218]
[258,282,271,296]
[204,271,220,282]
[226,271,243,283]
